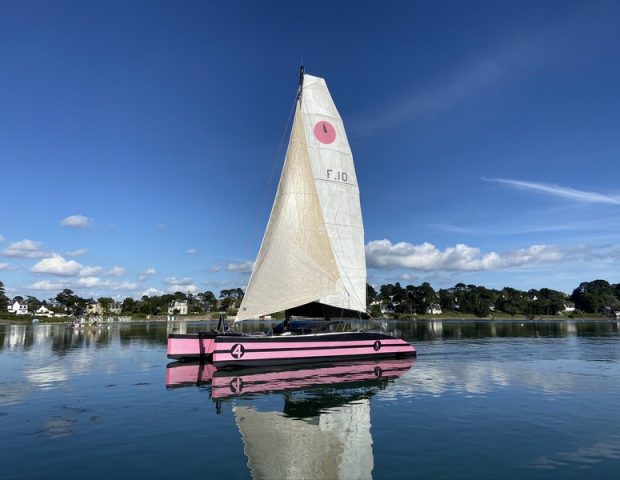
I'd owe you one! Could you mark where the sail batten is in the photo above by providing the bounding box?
[237,73,366,321]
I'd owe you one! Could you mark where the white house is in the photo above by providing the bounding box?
[35,305,54,317]
[109,302,122,314]
[8,300,28,315]
[168,300,188,315]
[86,300,103,316]
[426,303,442,315]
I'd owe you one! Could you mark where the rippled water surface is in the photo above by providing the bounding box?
[1,320,619,479]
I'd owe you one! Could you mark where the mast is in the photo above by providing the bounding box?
[297,65,304,102]
[282,65,306,329]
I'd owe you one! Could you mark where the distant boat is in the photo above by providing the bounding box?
[167,67,415,366]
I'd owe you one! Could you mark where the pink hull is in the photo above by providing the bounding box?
[167,331,415,367]
[212,332,415,368]
[167,333,219,359]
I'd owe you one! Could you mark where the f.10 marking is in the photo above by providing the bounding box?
[326,169,348,182]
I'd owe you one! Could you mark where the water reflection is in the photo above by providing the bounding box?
[2,319,619,354]
[167,359,413,479]
[532,434,620,469]
[235,402,372,480]
[1,321,619,479]
[0,322,172,355]
[166,358,413,399]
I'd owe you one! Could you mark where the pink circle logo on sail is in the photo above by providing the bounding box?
[314,121,336,144]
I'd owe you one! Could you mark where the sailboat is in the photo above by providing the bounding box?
[167,67,415,367]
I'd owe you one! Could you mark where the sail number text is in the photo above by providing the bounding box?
[326,169,348,182]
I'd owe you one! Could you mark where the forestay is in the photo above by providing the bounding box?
[236,73,366,321]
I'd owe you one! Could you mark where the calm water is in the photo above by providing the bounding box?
[1,320,619,479]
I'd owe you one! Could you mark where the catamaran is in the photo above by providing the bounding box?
[167,67,415,367]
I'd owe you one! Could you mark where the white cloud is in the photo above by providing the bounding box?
[78,276,102,288]
[65,248,89,257]
[139,268,156,280]
[226,261,254,274]
[60,215,93,228]
[113,282,138,291]
[28,280,68,291]
[156,224,165,229]
[186,248,197,255]
[204,279,232,289]
[166,284,199,294]
[31,254,83,276]
[79,266,103,276]
[141,287,163,297]
[365,239,588,272]
[483,178,620,205]
[74,277,138,291]
[106,266,126,276]
[164,277,198,294]
[164,276,194,286]
[3,239,50,258]
[0,234,4,241]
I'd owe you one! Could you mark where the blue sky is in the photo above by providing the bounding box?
[1,0,620,300]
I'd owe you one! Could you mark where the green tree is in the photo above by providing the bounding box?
[366,284,377,309]
[496,287,527,315]
[0,281,8,312]
[121,297,136,314]
[571,280,619,313]
[199,291,216,302]
[97,297,114,313]
[26,295,41,311]
[55,289,85,315]
[438,288,457,312]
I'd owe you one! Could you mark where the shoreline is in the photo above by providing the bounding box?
[0,313,616,326]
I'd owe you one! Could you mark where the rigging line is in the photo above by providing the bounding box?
[243,91,298,263]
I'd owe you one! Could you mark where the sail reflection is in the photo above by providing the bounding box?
[166,359,413,480]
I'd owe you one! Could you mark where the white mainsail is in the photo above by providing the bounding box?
[236,72,366,321]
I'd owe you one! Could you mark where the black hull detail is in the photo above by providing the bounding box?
[168,332,241,340]
[214,351,415,369]
[213,331,397,344]
[287,301,370,319]
[167,353,211,360]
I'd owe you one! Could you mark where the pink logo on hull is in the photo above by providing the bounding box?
[314,121,336,144]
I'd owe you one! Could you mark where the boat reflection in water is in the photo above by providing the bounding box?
[166,359,413,479]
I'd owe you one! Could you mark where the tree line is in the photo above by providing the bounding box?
[0,281,244,317]
[1,279,619,319]
[367,279,620,318]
